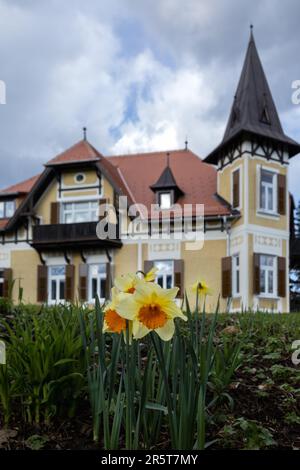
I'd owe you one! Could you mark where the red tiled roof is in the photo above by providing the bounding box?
[0,146,233,232]
[46,139,102,165]
[0,174,41,195]
[0,218,9,230]
[107,149,231,216]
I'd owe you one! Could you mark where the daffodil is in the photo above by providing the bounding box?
[114,273,137,294]
[114,267,159,294]
[103,287,132,339]
[192,280,213,297]
[116,281,187,341]
[143,266,158,282]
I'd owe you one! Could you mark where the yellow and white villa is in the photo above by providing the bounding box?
[0,31,299,312]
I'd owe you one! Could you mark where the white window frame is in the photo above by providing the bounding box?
[88,264,107,303]
[232,254,240,297]
[0,200,15,219]
[257,166,278,216]
[61,200,99,224]
[259,255,277,298]
[154,260,174,289]
[231,166,242,210]
[48,265,66,305]
[158,191,172,209]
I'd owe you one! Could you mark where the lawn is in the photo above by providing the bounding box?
[0,299,299,450]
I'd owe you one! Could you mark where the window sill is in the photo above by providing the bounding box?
[257,295,279,300]
[256,210,280,220]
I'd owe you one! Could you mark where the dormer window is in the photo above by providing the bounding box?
[260,105,271,125]
[150,153,184,208]
[159,191,172,209]
[0,200,15,219]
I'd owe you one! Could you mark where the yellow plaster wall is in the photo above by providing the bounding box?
[218,158,245,227]
[182,239,227,312]
[62,189,98,199]
[102,177,114,203]
[232,298,241,310]
[258,298,278,311]
[35,180,58,224]
[114,244,138,278]
[11,249,40,304]
[62,170,98,187]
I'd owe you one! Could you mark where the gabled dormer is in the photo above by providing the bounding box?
[150,154,184,209]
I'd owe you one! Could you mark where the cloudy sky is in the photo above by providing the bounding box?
[0,0,300,200]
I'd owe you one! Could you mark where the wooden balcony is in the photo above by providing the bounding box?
[31,222,121,250]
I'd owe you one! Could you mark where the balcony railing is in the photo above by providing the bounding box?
[32,222,121,249]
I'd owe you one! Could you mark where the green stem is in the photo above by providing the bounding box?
[125,322,132,449]
[150,332,177,448]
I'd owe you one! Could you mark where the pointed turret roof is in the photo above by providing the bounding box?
[205,29,300,163]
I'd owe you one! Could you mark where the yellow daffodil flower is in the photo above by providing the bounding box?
[192,280,213,297]
[116,281,187,341]
[114,267,159,294]
[143,266,158,282]
[103,288,132,339]
[114,273,137,294]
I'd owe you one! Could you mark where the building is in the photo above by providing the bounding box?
[0,31,299,312]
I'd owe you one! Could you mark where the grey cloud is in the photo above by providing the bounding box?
[0,0,300,202]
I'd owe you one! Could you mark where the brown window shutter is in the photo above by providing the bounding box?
[144,260,154,275]
[174,259,184,298]
[37,265,48,302]
[278,174,286,215]
[3,268,13,299]
[79,264,88,302]
[233,169,240,208]
[65,264,75,302]
[50,202,60,224]
[221,257,232,298]
[253,253,260,295]
[277,256,286,297]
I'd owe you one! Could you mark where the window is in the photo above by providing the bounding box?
[48,266,65,304]
[0,270,3,297]
[89,264,107,301]
[232,254,240,296]
[62,201,98,223]
[0,200,15,219]
[260,169,276,213]
[159,192,172,209]
[260,255,276,296]
[232,169,240,208]
[75,173,85,184]
[154,260,174,289]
